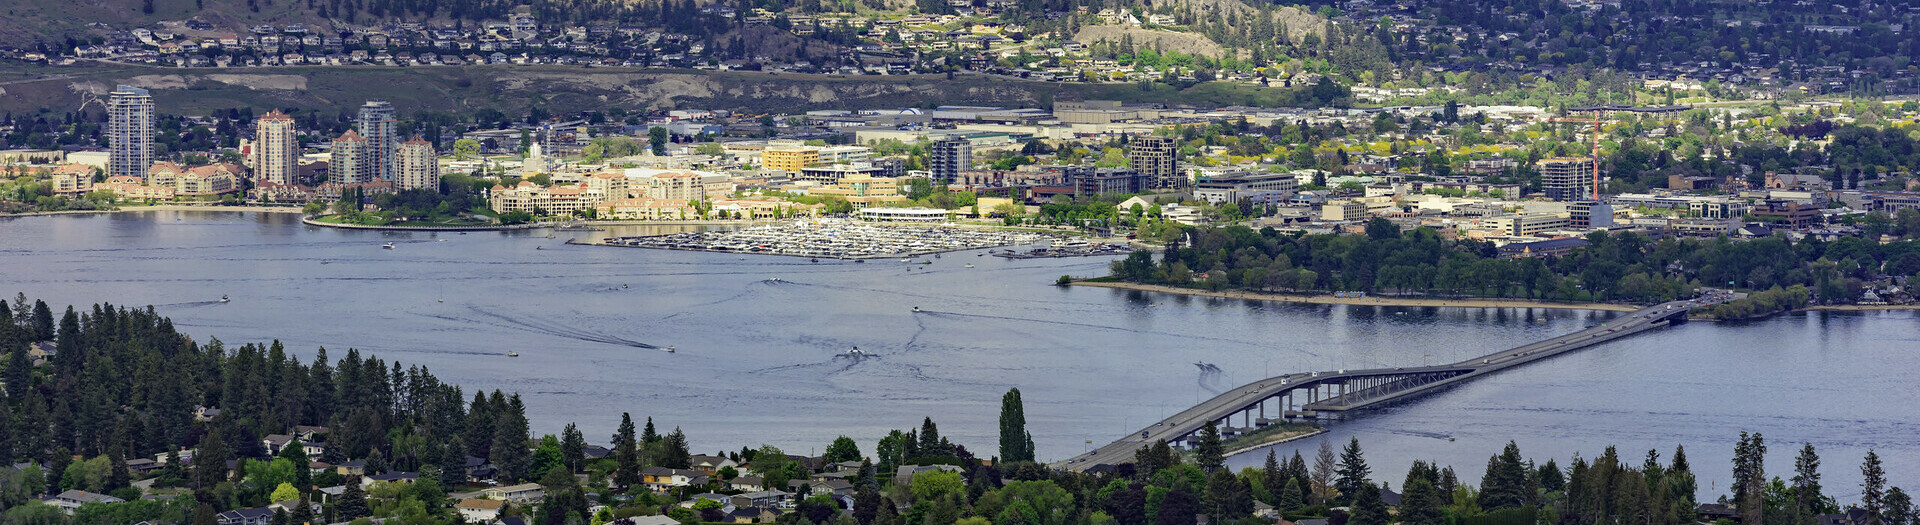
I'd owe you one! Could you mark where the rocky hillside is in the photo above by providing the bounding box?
[0,62,1331,116]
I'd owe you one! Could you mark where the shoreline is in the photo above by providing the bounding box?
[1069,281,1643,311]
[0,204,309,217]
[1222,428,1328,459]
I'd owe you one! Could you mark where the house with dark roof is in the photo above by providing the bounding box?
[216,507,275,525]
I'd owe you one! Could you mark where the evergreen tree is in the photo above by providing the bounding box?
[464,391,494,462]
[659,427,691,469]
[1279,478,1305,514]
[1734,432,1768,525]
[917,418,945,458]
[1193,421,1224,473]
[998,388,1034,463]
[1793,443,1826,523]
[1863,449,1887,518]
[613,413,640,488]
[1349,481,1390,525]
[1334,437,1370,504]
[194,428,231,493]
[560,423,585,473]
[29,300,52,341]
[4,343,28,400]
[1883,488,1913,525]
[641,417,659,446]
[491,394,531,482]
[1399,469,1443,525]
[335,480,370,519]
[1156,489,1200,525]
[1479,441,1529,510]
[1262,451,1285,506]
[1206,467,1253,522]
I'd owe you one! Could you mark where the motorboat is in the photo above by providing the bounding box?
[964,264,974,268]
[220,295,229,303]
[382,242,395,249]
[912,306,921,312]
[507,351,519,357]
[666,346,676,353]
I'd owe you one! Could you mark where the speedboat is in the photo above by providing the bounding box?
[964,264,974,268]
[220,295,229,303]
[382,242,395,249]
[666,346,676,353]
[506,351,519,357]
[912,306,921,312]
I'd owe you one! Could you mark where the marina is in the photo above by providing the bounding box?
[580,219,1061,259]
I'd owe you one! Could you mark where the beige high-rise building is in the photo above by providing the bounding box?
[108,86,154,181]
[396,137,440,191]
[330,130,369,184]
[253,111,299,185]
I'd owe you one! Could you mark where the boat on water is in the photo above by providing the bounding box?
[912,306,921,312]
[666,346,676,353]
[964,264,974,268]
[506,351,519,357]
[900,258,911,263]
[382,242,395,249]
[843,346,865,357]
[220,295,229,303]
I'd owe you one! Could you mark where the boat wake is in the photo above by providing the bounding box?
[421,307,662,350]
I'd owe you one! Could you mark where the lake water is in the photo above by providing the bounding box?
[2,210,1914,502]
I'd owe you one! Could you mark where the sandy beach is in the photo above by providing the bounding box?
[1068,281,1641,312]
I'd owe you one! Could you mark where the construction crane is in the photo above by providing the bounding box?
[1549,116,1608,200]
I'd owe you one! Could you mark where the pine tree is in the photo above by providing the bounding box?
[660,427,691,469]
[1335,437,1370,505]
[1863,449,1887,518]
[561,423,585,474]
[1349,481,1390,525]
[998,388,1033,463]
[613,413,640,488]
[1883,487,1913,525]
[641,417,659,446]
[1479,441,1529,510]
[1793,443,1825,523]
[1206,467,1253,522]
[195,427,231,492]
[1734,432,1768,525]
[336,481,370,519]
[1194,421,1224,473]
[4,343,29,400]
[917,418,944,458]
[29,300,52,341]
[491,394,530,482]
[1279,477,1304,514]
[1262,451,1286,506]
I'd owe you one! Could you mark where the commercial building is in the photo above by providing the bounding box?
[1688,200,1749,219]
[812,173,906,208]
[357,100,397,182]
[1484,213,1571,236]
[488,181,591,215]
[1194,171,1298,205]
[1567,201,1614,228]
[253,111,298,185]
[1321,200,1368,222]
[108,86,154,181]
[594,197,697,220]
[1065,167,1153,199]
[329,131,370,184]
[929,137,971,184]
[857,207,950,222]
[762,145,820,172]
[1128,135,1179,189]
[1538,157,1597,201]
[395,138,440,191]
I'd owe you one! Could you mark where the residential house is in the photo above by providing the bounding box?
[215,507,275,525]
[484,483,546,503]
[457,498,505,522]
[44,491,124,515]
[641,467,710,493]
[892,465,963,487]
[689,455,738,476]
[362,471,419,488]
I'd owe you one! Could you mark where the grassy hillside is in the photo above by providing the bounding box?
[0,60,1330,117]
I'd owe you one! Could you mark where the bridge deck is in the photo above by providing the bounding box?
[1054,294,1733,472]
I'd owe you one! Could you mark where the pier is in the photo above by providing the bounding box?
[1054,294,1734,472]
